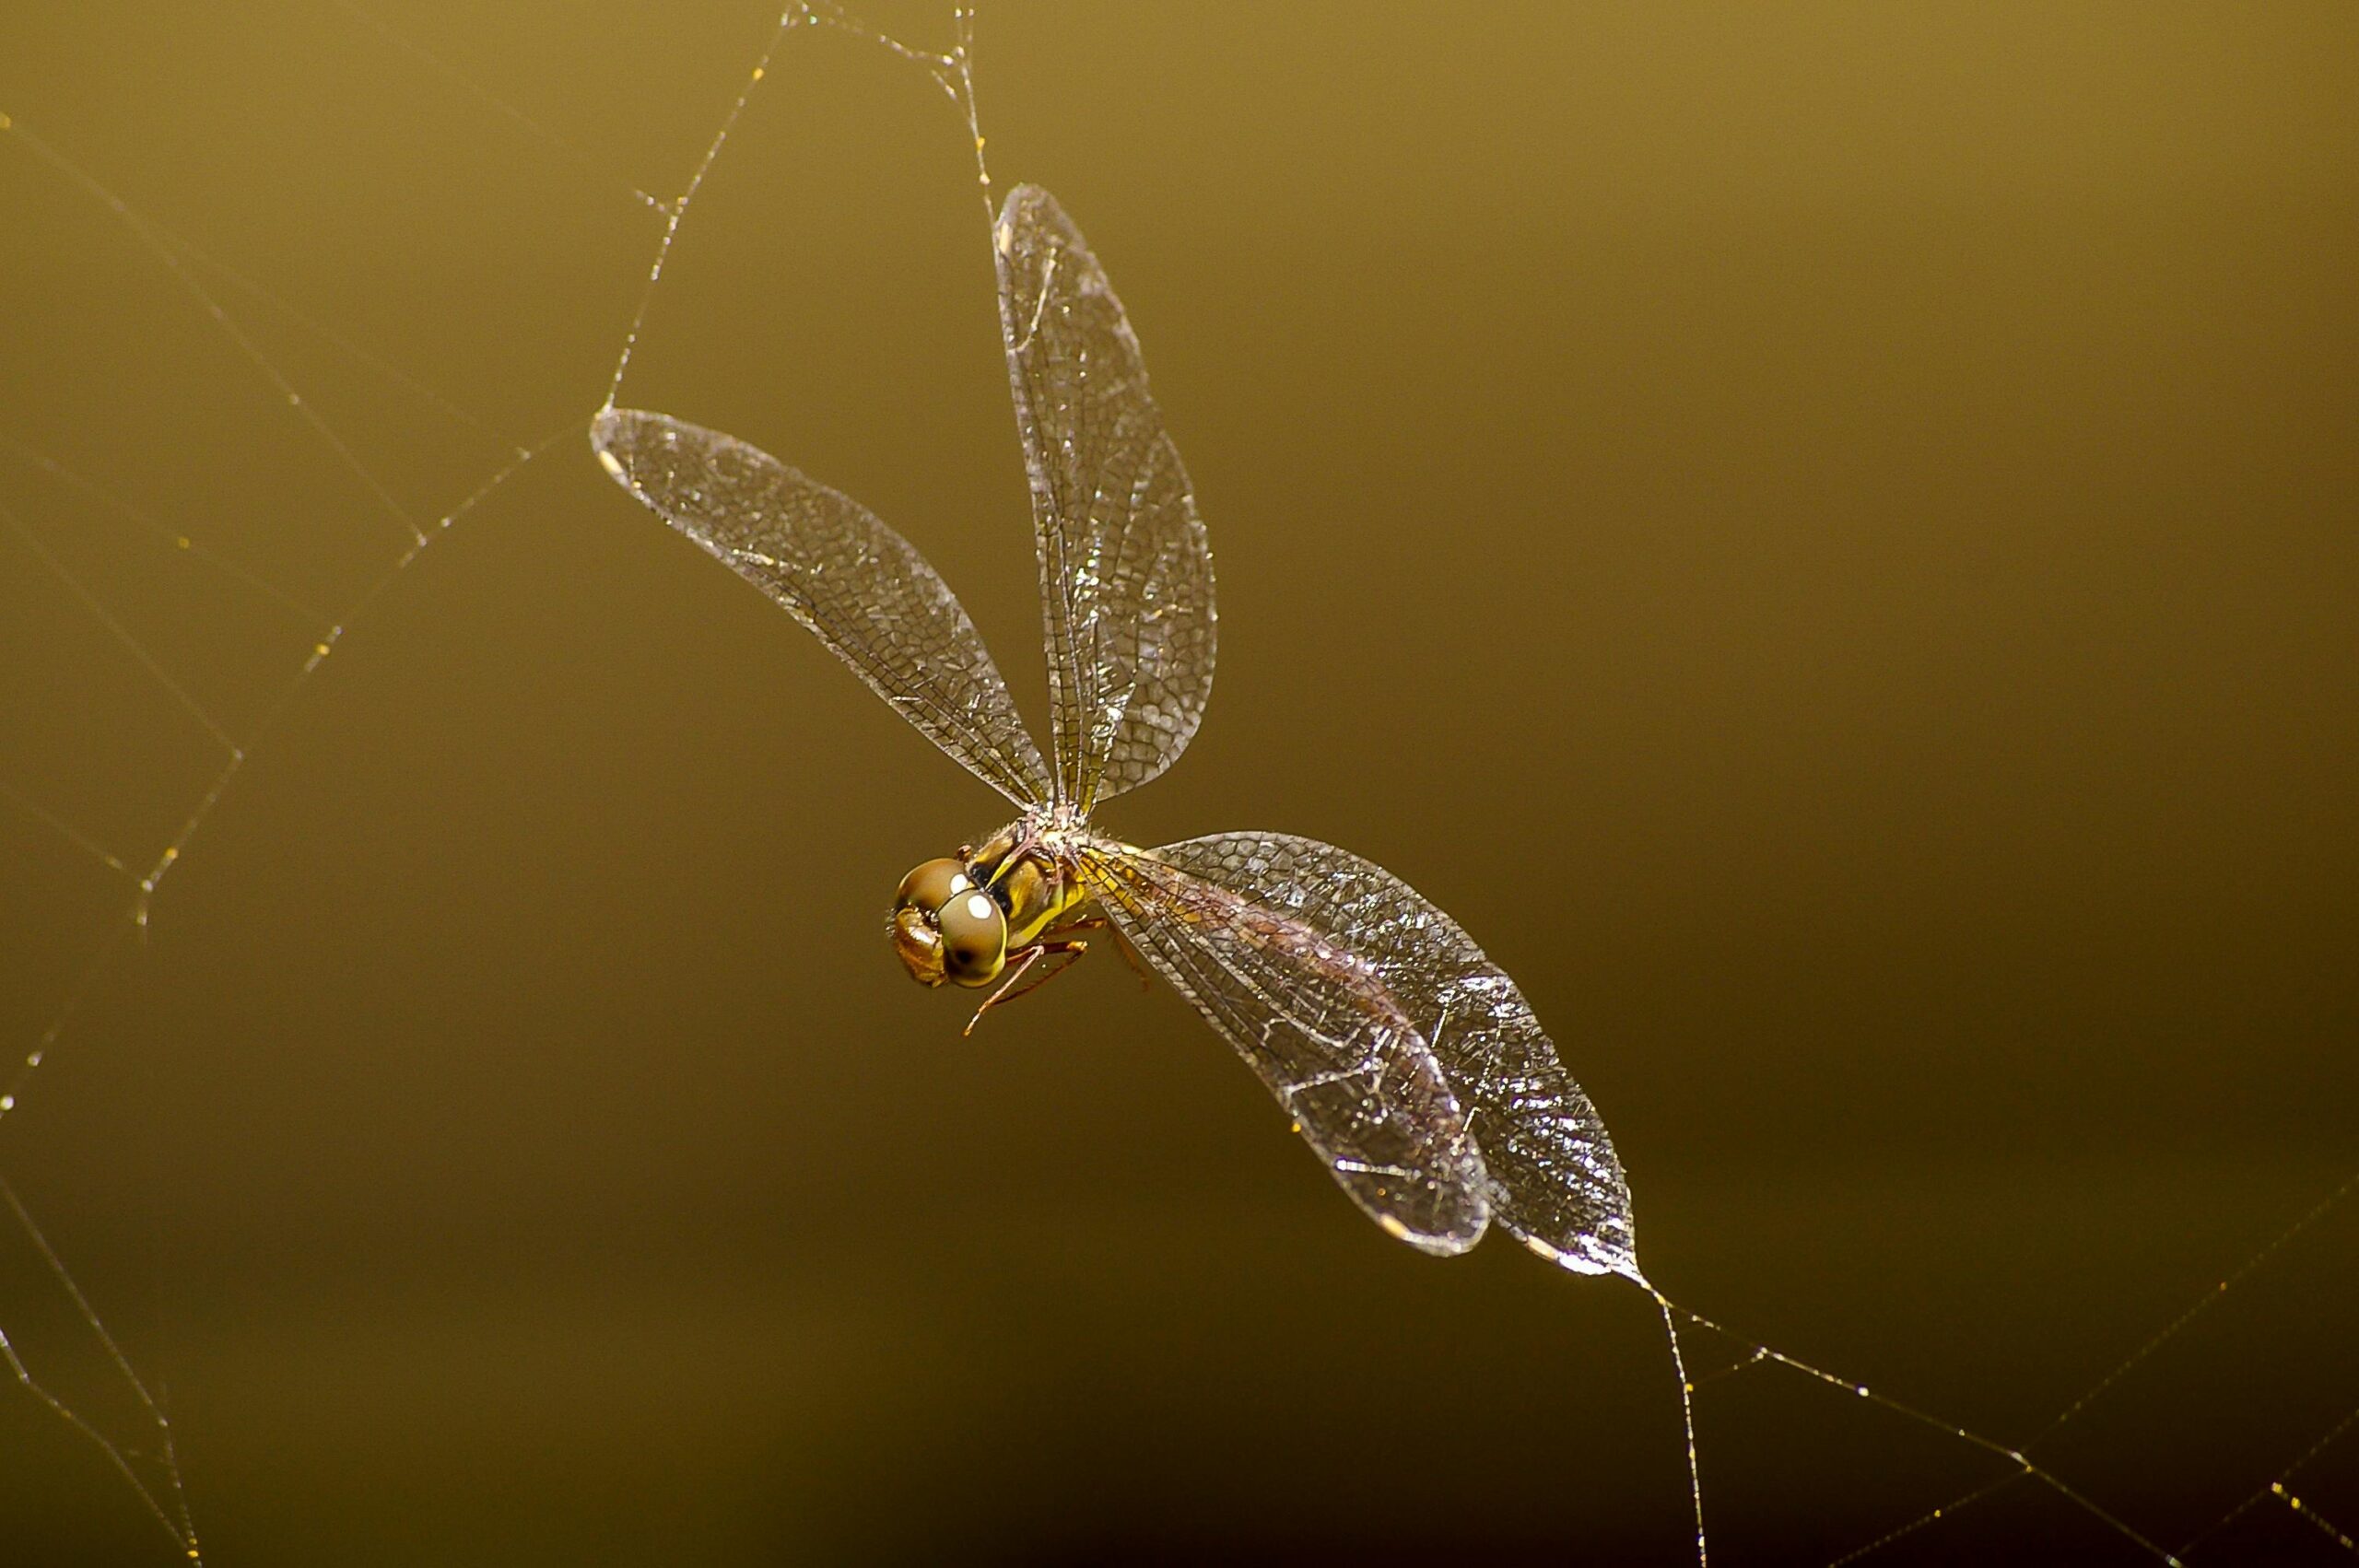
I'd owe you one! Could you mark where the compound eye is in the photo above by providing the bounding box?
[895,858,971,914]
[935,889,1007,987]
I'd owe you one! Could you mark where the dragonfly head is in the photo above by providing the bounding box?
[891,857,1008,989]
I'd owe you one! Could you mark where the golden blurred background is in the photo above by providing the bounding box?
[1,3,2353,1562]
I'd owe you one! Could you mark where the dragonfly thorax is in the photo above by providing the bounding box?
[889,822,1087,989]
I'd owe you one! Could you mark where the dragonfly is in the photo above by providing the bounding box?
[592,182,1637,1280]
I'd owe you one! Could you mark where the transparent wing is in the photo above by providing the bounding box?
[593,408,1051,808]
[994,185,1215,813]
[1132,834,1637,1279]
[1074,837,1489,1254]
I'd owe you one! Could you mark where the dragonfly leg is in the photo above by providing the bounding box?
[1036,913,1152,991]
[963,939,1088,1036]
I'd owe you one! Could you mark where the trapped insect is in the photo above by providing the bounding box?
[593,181,1637,1279]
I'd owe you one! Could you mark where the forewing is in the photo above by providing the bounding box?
[1075,837,1489,1254]
[593,408,1051,807]
[1143,834,1637,1280]
[994,185,1215,812]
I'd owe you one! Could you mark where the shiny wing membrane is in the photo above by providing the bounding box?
[994,185,1215,813]
[1075,837,1490,1254]
[1124,833,1637,1279]
[593,408,1051,808]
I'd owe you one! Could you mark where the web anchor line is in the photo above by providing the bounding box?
[604,3,979,416]
[0,424,575,1563]
[1822,1469,2027,1567]
[4,117,426,549]
[1650,1287,1710,1568]
[605,6,821,412]
[0,109,593,1550]
[327,0,669,216]
[1645,1285,2186,1565]
[0,781,135,883]
[1636,1160,2359,1565]
[0,1176,203,1562]
[0,6,843,1546]
[2033,1166,2359,1449]
[0,433,329,626]
[0,6,839,1556]
[2279,1487,2359,1554]
[2176,1395,2359,1560]
[152,229,523,460]
[1,499,244,759]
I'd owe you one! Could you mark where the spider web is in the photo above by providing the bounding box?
[1,4,2353,1562]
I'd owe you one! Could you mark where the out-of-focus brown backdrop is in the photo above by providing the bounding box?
[2,4,2353,1562]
